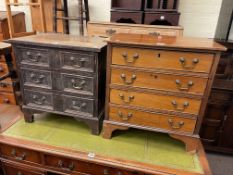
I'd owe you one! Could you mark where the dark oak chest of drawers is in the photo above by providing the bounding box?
[8,34,107,134]
[103,33,226,153]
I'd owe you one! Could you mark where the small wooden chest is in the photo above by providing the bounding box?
[8,34,107,134]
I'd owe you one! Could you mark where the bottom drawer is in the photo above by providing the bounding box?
[2,161,44,175]
[109,106,197,134]
[0,92,16,105]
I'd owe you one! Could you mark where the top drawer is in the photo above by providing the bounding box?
[60,51,95,73]
[112,47,214,73]
[16,47,51,67]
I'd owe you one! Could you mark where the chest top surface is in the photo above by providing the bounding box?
[8,33,107,52]
[108,33,227,52]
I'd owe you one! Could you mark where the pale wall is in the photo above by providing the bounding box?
[0,0,230,38]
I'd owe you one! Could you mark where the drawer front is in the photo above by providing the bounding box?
[0,92,16,105]
[2,162,44,175]
[62,74,94,96]
[0,144,41,164]
[88,24,131,38]
[130,28,181,36]
[22,69,52,89]
[17,47,50,67]
[0,79,14,92]
[109,106,196,134]
[24,90,53,110]
[63,95,94,116]
[110,89,201,115]
[60,51,95,73]
[44,155,142,175]
[0,63,9,76]
[111,68,208,95]
[112,47,214,73]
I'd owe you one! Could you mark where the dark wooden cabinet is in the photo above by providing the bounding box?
[111,0,144,10]
[200,42,233,154]
[8,34,107,135]
[111,0,180,26]
[144,0,179,11]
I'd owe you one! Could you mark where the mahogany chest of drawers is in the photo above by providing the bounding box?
[8,34,107,135]
[103,33,226,152]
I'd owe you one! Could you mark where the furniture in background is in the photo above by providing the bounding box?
[200,42,233,154]
[8,33,107,135]
[110,0,180,26]
[5,0,64,38]
[0,110,212,175]
[0,11,26,41]
[0,42,19,106]
[87,21,183,38]
[103,33,226,153]
[53,0,90,35]
[200,0,233,154]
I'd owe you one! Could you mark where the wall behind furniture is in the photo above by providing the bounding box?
[0,0,229,38]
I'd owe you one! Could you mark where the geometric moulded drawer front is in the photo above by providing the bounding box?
[112,47,214,73]
[110,88,201,115]
[18,47,51,67]
[62,95,94,117]
[60,51,95,73]
[24,90,54,110]
[61,73,94,96]
[22,69,52,89]
[111,67,208,95]
[109,106,197,134]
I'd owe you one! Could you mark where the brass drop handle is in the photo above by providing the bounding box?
[122,52,139,63]
[70,56,86,68]
[119,93,134,103]
[58,160,75,171]
[26,51,38,62]
[118,111,133,121]
[175,80,194,91]
[71,79,86,90]
[35,53,42,60]
[11,149,26,160]
[72,101,87,110]
[179,57,199,69]
[30,73,45,84]
[0,82,7,88]
[3,98,10,104]
[106,29,116,36]
[149,32,160,36]
[171,100,189,111]
[32,95,46,105]
[0,66,4,72]
[120,74,137,85]
[168,119,184,129]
